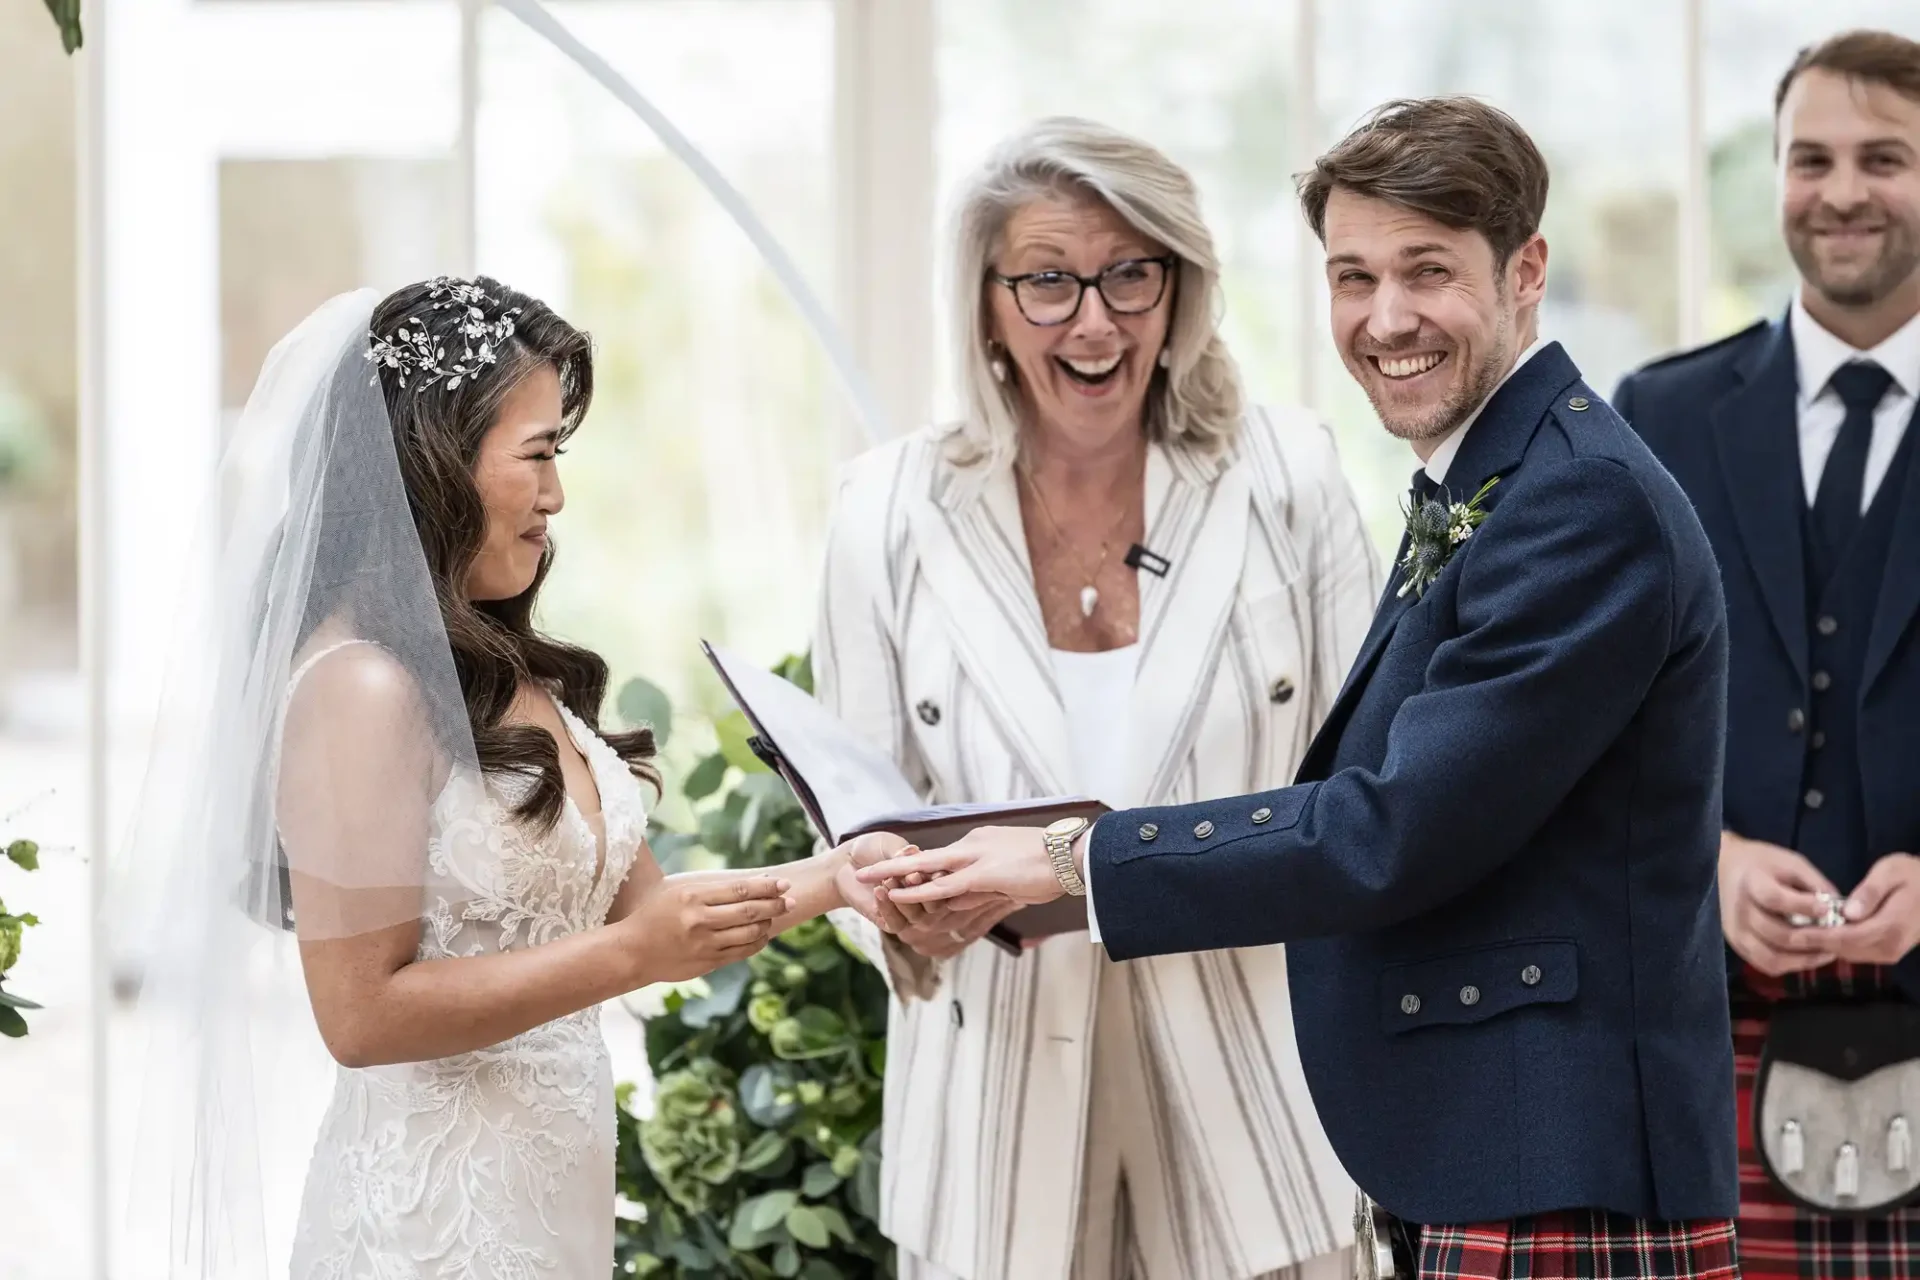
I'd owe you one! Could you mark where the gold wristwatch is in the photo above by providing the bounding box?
[1043,815,1090,897]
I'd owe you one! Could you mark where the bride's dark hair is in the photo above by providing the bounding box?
[365,275,656,829]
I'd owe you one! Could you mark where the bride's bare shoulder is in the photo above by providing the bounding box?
[286,638,424,724]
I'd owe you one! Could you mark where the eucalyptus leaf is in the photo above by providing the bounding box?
[738,792,767,855]
[0,988,44,1010]
[729,1200,777,1251]
[684,752,729,801]
[738,1128,789,1173]
[799,1260,845,1280]
[785,1204,830,1249]
[811,1204,855,1245]
[616,677,674,748]
[748,1188,799,1233]
[740,1062,801,1128]
[714,710,770,774]
[648,831,701,874]
[773,1242,801,1278]
[698,805,742,859]
[773,652,813,695]
[0,1003,30,1037]
[800,1162,842,1199]
[42,0,82,54]
[678,961,751,1028]
[850,1130,882,1221]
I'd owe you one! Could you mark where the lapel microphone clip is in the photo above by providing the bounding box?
[1124,543,1172,578]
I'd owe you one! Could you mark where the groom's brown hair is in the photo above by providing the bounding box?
[1297,96,1550,268]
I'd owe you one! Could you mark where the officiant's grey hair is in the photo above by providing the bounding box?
[946,117,1243,470]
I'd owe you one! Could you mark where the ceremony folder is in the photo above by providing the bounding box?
[702,641,1103,954]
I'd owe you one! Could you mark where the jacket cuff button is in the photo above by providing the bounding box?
[1137,823,1159,842]
[1251,807,1273,825]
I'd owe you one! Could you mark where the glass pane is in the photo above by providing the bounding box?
[1705,1,1920,335]
[478,0,838,731]
[220,158,462,414]
[2,9,87,1280]
[1317,0,1687,549]
[937,0,1307,461]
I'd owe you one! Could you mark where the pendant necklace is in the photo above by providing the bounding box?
[1018,461,1140,620]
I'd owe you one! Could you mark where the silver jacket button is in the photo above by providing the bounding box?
[1193,820,1215,839]
[1137,823,1159,842]
[1400,994,1421,1015]
[1520,965,1542,987]
[1251,807,1273,825]
[1459,985,1481,1006]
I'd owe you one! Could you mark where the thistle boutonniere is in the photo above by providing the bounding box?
[1397,475,1500,599]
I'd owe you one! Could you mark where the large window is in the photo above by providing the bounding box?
[478,1,838,721]
[941,0,1688,553]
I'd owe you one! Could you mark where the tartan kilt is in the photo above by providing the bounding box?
[1732,961,1920,1278]
[1413,1211,1739,1280]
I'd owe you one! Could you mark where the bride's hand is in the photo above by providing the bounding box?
[621,870,793,984]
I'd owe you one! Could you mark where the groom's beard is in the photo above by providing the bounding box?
[1354,311,1515,446]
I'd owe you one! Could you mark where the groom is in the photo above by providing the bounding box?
[858,97,1741,1277]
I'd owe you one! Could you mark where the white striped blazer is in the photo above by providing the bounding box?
[817,405,1381,1280]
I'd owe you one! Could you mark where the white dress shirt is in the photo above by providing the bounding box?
[1789,296,1920,511]
[1084,338,1548,943]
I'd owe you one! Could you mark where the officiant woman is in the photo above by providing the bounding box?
[814,117,1376,1280]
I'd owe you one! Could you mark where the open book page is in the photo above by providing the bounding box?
[704,643,923,842]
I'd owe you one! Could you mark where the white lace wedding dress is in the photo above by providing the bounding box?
[286,643,648,1280]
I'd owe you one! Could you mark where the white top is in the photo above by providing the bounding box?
[1790,296,1920,512]
[1425,336,1551,485]
[1052,644,1139,808]
[1058,644,1137,944]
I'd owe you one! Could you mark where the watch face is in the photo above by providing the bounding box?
[1045,815,1088,838]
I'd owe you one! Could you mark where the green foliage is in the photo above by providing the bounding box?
[43,0,82,54]
[613,654,892,1279]
[0,840,44,1037]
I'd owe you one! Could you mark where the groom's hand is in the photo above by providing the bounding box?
[854,826,1064,908]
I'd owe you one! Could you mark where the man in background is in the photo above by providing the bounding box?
[1615,28,1920,1277]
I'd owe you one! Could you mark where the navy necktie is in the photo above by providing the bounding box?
[1410,468,1441,508]
[1812,361,1893,561]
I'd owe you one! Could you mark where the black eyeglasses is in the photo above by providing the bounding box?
[988,256,1176,327]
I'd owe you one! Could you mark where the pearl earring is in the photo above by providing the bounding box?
[1158,348,1172,369]
[989,355,1008,383]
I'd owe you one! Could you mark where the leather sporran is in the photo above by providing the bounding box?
[1351,1193,1407,1280]
[1754,1001,1920,1214]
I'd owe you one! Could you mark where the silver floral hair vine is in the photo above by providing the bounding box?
[365,277,525,394]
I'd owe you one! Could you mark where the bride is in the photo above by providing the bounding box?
[121,277,883,1278]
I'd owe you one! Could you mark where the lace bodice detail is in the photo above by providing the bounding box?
[289,643,648,1279]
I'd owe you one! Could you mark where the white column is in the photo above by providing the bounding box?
[1293,0,1321,412]
[1679,0,1709,347]
[456,0,484,275]
[833,0,935,444]
[76,0,112,1272]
